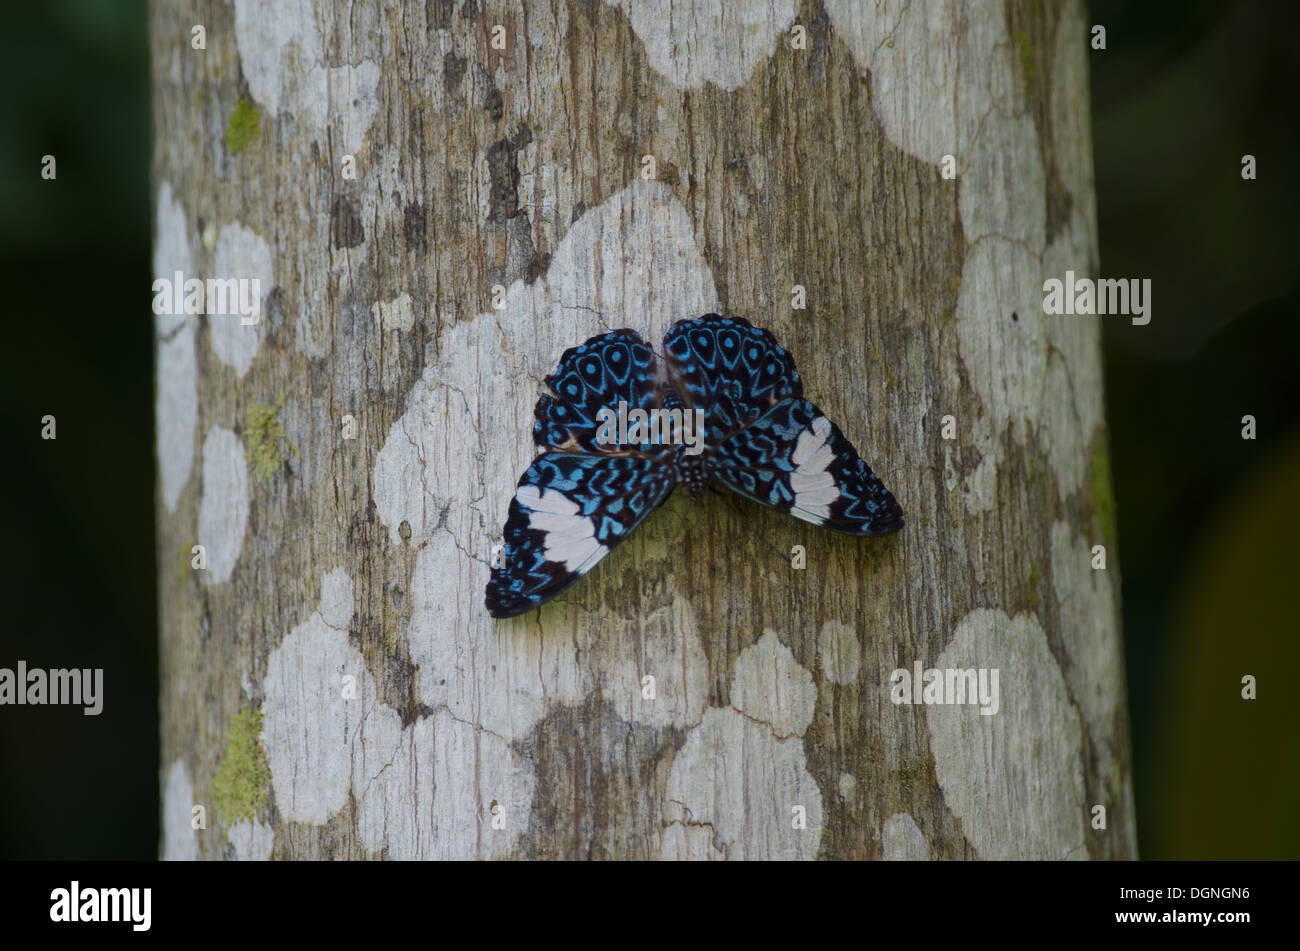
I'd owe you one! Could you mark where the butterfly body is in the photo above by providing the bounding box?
[486,314,902,618]
[676,451,708,499]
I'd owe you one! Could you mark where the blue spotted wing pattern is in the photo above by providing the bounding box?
[486,314,902,618]
[708,397,904,534]
[662,315,802,443]
[533,329,664,454]
[484,453,675,619]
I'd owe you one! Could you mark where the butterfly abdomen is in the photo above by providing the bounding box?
[676,452,707,498]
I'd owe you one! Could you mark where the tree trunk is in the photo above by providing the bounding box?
[155,0,1135,860]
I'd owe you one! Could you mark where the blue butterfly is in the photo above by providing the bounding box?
[485,314,903,618]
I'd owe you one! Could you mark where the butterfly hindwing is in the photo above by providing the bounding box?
[710,397,904,536]
[662,314,802,444]
[533,329,661,453]
[485,452,677,618]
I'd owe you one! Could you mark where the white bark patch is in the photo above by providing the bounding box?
[958,208,1103,506]
[959,113,1046,250]
[927,609,1087,859]
[372,292,416,334]
[1050,521,1119,739]
[955,238,1048,446]
[662,633,823,859]
[838,772,856,804]
[209,222,271,378]
[408,531,587,741]
[319,567,354,629]
[374,184,717,721]
[823,0,1018,166]
[198,427,249,584]
[154,182,197,512]
[161,758,197,860]
[882,812,930,860]
[262,571,536,856]
[300,62,382,152]
[354,710,535,860]
[157,323,198,513]
[1040,208,1104,495]
[910,5,1101,505]
[153,181,192,337]
[352,712,430,856]
[263,607,367,824]
[663,707,823,860]
[226,819,274,860]
[729,631,818,737]
[409,532,709,740]
[230,0,315,115]
[612,0,798,91]
[660,821,727,860]
[818,620,861,684]
[232,0,381,144]
[962,449,998,516]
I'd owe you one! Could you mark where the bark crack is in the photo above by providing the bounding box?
[665,798,729,859]
[727,703,804,742]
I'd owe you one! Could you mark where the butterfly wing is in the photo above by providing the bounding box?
[485,452,677,618]
[710,397,904,536]
[665,315,902,533]
[533,328,663,454]
[662,314,802,444]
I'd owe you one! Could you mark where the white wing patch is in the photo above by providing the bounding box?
[788,416,838,521]
[517,484,608,573]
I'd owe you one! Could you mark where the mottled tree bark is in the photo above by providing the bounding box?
[154,0,1134,860]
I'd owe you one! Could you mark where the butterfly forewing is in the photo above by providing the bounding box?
[533,328,663,454]
[662,314,802,444]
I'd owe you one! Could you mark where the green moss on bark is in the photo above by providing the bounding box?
[213,707,271,824]
[245,399,290,483]
[225,99,261,156]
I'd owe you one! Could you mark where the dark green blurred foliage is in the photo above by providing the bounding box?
[1093,0,1300,857]
[1150,428,1300,858]
[0,0,1295,858]
[0,2,153,858]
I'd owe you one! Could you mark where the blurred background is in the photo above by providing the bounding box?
[0,0,1296,859]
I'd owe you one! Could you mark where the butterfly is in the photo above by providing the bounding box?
[485,314,903,618]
